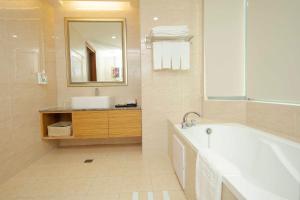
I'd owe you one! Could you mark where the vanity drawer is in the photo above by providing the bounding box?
[108,110,142,137]
[72,111,108,138]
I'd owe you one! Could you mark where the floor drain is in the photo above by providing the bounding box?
[84,159,94,163]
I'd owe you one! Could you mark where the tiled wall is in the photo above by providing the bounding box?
[203,100,300,143]
[203,100,247,123]
[0,0,57,184]
[53,0,141,106]
[140,0,203,154]
[247,102,300,143]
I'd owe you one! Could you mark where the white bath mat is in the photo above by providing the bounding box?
[148,192,154,200]
[163,191,170,200]
[132,192,139,200]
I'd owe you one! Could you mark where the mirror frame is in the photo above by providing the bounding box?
[64,18,128,87]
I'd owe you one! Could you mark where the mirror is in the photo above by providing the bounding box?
[65,18,127,87]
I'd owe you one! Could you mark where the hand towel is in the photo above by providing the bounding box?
[152,42,163,70]
[171,42,181,70]
[180,42,190,70]
[162,41,172,69]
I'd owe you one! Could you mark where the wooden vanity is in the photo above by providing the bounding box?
[39,107,142,140]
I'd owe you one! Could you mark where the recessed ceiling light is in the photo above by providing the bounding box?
[153,17,159,21]
[112,36,117,39]
[12,34,18,38]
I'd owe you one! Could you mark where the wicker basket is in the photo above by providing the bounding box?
[48,122,72,137]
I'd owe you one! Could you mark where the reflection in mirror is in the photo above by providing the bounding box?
[66,19,127,86]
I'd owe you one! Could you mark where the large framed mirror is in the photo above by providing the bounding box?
[65,18,127,87]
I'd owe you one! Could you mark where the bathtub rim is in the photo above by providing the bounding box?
[174,122,300,150]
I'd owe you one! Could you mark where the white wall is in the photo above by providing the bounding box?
[204,0,245,97]
[246,0,300,104]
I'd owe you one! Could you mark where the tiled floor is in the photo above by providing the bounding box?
[0,145,186,200]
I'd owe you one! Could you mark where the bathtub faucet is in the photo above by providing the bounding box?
[181,112,202,129]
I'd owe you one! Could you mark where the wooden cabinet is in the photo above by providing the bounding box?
[73,111,109,138]
[40,109,142,140]
[109,110,142,138]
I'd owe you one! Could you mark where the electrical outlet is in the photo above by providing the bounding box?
[37,70,48,85]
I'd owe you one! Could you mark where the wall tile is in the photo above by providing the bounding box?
[0,0,57,184]
[247,102,300,143]
[203,100,247,123]
[140,0,203,154]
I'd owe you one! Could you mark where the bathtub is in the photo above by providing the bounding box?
[174,123,300,200]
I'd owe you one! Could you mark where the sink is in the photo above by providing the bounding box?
[71,96,114,109]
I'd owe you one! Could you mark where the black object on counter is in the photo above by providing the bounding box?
[115,103,138,108]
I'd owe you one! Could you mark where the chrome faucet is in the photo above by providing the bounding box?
[181,112,202,129]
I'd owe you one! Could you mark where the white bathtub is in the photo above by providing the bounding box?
[175,123,300,200]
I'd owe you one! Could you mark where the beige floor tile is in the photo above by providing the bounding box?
[31,177,92,196]
[119,191,149,200]
[168,190,187,200]
[0,177,36,198]
[0,145,185,200]
[16,164,72,179]
[67,164,105,178]
[121,166,150,177]
[85,193,120,200]
[151,173,182,191]
[146,157,175,175]
[153,190,187,200]
[88,176,123,194]
[120,175,153,192]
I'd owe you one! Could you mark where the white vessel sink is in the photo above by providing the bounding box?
[71,96,113,109]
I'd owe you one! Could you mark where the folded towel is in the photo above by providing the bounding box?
[152,42,163,70]
[196,149,240,200]
[151,25,189,37]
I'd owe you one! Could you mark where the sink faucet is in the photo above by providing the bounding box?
[181,112,201,129]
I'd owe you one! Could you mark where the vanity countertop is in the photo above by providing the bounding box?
[39,106,142,113]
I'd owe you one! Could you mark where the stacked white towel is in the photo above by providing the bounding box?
[195,149,240,200]
[151,25,189,37]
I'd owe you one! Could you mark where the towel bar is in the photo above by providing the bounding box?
[145,35,193,49]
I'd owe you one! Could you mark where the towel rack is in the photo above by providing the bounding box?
[145,35,193,49]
